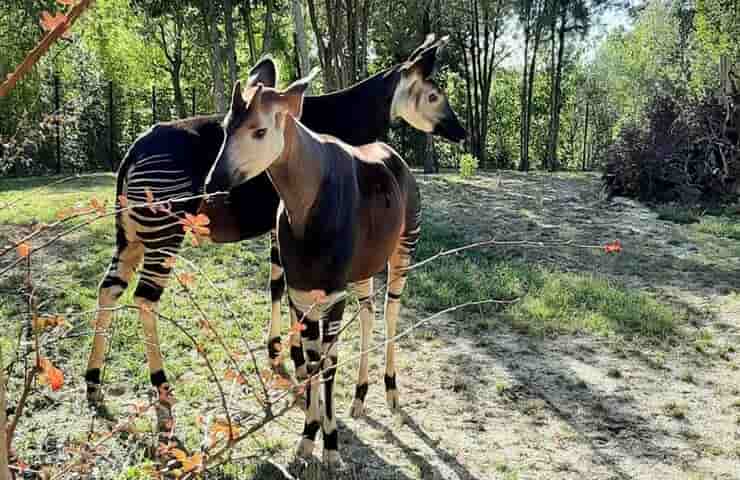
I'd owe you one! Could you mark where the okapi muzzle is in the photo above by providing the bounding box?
[433,102,467,143]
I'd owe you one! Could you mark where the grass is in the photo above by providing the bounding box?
[409,216,676,338]
[655,204,702,224]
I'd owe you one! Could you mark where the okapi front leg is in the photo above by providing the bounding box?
[267,230,289,378]
[322,299,345,467]
[86,238,143,416]
[292,293,322,459]
[349,278,374,418]
[384,239,415,413]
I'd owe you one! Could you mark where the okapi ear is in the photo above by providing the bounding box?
[230,81,245,114]
[247,57,278,88]
[280,67,319,119]
[407,33,436,62]
[402,35,447,78]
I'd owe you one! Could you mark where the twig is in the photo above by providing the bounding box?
[0,0,95,97]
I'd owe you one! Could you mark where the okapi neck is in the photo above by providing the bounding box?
[267,117,325,237]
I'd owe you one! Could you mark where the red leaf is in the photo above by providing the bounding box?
[38,357,64,391]
[604,240,622,254]
[40,11,71,39]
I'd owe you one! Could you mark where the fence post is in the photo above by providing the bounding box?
[191,87,196,116]
[151,85,156,124]
[108,80,115,171]
[54,74,61,174]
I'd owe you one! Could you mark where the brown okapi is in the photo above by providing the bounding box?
[205,73,421,465]
[86,36,464,434]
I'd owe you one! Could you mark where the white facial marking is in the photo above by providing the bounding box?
[228,109,285,180]
[391,73,443,133]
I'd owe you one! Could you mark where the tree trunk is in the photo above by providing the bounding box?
[203,0,226,113]
[291,0,311,81]
[547,11,566,171]
[172,69,186,118]
[306,0,336,90]
[519,23,530,171]
[522,23,542,171]
[241,0,257,64]
[224,0,238,87]
[422,134,436,173]
[582,101,589,171]
[262,0,275,54]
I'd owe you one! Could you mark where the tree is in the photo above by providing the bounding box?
[459,0,510,167]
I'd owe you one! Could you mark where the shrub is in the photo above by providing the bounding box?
[459,153,478,178]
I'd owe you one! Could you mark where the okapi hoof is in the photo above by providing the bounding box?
[86,383,115,421]
[295,438,315,458]
[322,449,343,469]
[386,388,400,414]
[155,384,176,434]
[349,399,366,418]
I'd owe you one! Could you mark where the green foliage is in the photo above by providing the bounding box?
[459,153,479,178]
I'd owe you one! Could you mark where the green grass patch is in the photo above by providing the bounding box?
[408,217,676,338]
[655,204,701,224]
[695,216,740,240]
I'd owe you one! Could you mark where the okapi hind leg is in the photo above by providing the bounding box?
[135,242,182,434]
[349,278,374,418]
[85,232,144,416]
[321,298,346,467]
[384,227,420,413]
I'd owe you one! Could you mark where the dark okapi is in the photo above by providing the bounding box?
[86,36,464,430]
[206,71,421,466]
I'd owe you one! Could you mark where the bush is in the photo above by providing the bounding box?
[604,91,740,203]
[459,153,478,178]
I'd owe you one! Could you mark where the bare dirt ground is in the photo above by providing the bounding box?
[281,171,739,480]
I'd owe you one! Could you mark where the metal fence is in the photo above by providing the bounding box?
[2,74,209,177]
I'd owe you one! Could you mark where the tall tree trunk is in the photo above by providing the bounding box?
[262,0,275,54]
[157,18,187,118]
[519,23,530,171]
[241,0,257,64]
[547,11,566,171]
[582,100,589,171]
[291,0,310,80]
[203,0,226,113]
[421,134,435,173]
[224,0,238,87]
[522,23,542,171]
[306,0,336,90]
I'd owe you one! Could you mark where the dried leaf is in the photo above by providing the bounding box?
[38,357,64,391]
[163,256,176,268]
[17,242,30,258]
[90,197,106,215]
[177,272,195,287]
[40,11,70,38]
[604,240,623,254]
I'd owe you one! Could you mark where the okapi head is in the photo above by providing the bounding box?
[206,69,317,193]
[392,34,467,143]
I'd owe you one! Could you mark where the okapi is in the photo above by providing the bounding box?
[85,36,465,431]
[205,70,421,466]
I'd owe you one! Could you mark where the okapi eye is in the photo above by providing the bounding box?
[428,93,438,103]
[253,128,267,139]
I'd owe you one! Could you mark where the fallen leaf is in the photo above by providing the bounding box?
[177,272,195,286]
[90,197,106,215]
[17,242,30,258]
[604,239,622,254]
[163,256,176,268]
[38,357,64,391]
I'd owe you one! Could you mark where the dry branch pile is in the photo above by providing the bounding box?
[604,80,740,203]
